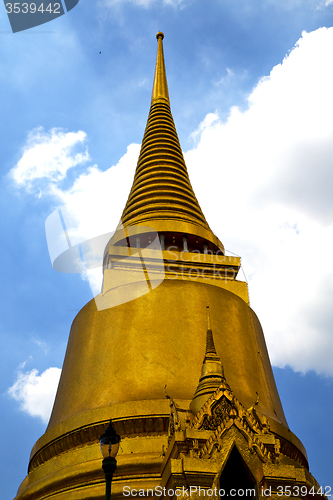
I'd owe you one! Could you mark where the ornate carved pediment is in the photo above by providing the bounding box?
[200,418,270,462]
[191,384,237,430]
[199,394,238,430]
[189,383,273,463]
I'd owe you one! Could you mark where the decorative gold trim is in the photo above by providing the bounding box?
[29,416,169,473]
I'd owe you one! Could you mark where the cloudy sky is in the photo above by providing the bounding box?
[1,0,333,497]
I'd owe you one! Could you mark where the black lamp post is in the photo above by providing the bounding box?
[99,420,121,500]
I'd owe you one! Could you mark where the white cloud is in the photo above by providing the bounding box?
[213,67,235,87]
[10,127,90,191]
[190,113,219,143]
[31,338,49,354]
[185,27,333,376]
[18,357,33,371]
[12,124,139,296]
[49,143,139,243]
[8,367,61,423]
[48,144,140,294]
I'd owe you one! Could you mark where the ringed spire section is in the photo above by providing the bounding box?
[113,32,224,255]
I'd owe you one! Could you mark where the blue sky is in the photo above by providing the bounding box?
[1,0,333,498]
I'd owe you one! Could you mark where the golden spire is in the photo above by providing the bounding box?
[190,307,227,415]
[116,32,223,253]
[14,33,314,500]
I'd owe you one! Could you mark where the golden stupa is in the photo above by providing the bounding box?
[15,33,321,500]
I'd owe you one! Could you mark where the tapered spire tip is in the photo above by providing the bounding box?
[206,306,211,332]
[152,30,169,104]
